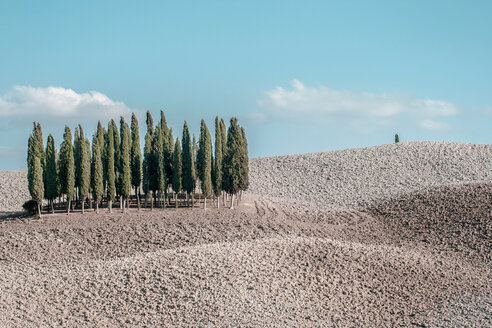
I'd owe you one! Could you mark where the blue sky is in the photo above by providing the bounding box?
[0,0,491,170]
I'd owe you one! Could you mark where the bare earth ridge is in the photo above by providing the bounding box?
[0,141,490,327]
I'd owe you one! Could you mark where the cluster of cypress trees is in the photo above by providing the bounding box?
[26,112,248,216]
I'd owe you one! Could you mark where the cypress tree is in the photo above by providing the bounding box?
[73,126,81,202]
[31,156,44,217]
[143,111,154,208]
[92,136,104,213]
[34,123,45,166]
[239,126,249,194]
[168,128,174,155]
[119,117,131,212]
[27,134,34,198]
[197,120,212,209]
[192,134,198,169]
[167,128,174,204]
[222,118,244,209]
[212,117,223,207]
[112,120,120,200]
[219,118,227,206]
[79,133,91,214]
[159,111,172,203]
[106,122,116,213]
[34,123,46,203]
[96,121,107,194]
[27,123,44,216]
[45,134,58,213]
[33,123,46,181]
[152,125,165,208]
[59,126,75,213]
[220,118,227,161]
[182,121,195,206]
[131,113,142,210]
[172,138,182,208]
[27,123,45,207]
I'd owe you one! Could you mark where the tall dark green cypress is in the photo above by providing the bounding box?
[27,123,45,204]
[148,131,160,210]
[96,121,107,193]
[152,125,165,208]
[159,111,172,203]
[197,120,212,209]
[59,126,75,213]
[219,118,227,205]
[31,156,44,217]
[168,128,174,196]
[112,120,120,199]
[143,111,154,208]
[212,117,223,207]
[27,123,44,216]
[45,134,58,213]
[182,121,195,206]
[131,113,142,210]
[79,134,91,214]
[27,134,34,198]
[220,118,227,161]
[239,126,249,193]
[172,138,182,208]
[119,117,131,212]
[106,121,116,213]
[222,118,244,209]
[73,126,81,200]
[92,135,104,213]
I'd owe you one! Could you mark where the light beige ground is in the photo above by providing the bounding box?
[0,141,490,327]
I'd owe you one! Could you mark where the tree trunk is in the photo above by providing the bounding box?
[191,193,194,208]
[151,192,154,211]
[37,203,41,218]
[67,200,71,214]
[204,196,207,209]
[96,202,99,214]
[81,200,85,214]
[217,194,220,209]
[230,194,234,209]
[89,194,93,210]
[120,195,123,209]
[127,196,130,210]
[51,200,54,214]
[109,200,113,213]
[122,199,126,213]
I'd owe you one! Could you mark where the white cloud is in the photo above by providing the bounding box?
[419,119,451,131]
[257,79,458,127]
[0,86,134,122]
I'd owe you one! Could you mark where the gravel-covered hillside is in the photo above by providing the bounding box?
[0,141,490,327]
[0,171,28,214]
[248,141,492,210]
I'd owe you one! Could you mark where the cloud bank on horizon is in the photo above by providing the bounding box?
[257,79,457,131]
[0,81,487,170]
[0,86,135,122]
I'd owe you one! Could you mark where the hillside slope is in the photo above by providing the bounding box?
[0,141,490,327]
[248,141,492,210]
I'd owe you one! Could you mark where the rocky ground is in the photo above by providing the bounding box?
[0,141,490,327]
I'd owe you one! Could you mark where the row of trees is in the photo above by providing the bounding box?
[26,112,249,216]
